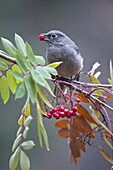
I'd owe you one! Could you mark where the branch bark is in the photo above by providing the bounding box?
[0,53,17,64]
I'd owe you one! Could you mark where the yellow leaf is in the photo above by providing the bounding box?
[103,134,113,150]
[36,84,52,108]
[26,103,30,116]
[99,146,113,164]
[12,65,23,84]
[18,115,25,125]
[37,92,46,115]
[94,115,113,136]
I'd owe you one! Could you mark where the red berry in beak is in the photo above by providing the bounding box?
[39,34,45,40]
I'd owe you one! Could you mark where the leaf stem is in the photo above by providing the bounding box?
[0,63,14,78]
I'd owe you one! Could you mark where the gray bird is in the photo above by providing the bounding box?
[39,30,83,95]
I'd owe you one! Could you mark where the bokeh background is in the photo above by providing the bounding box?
[0,0,113,169]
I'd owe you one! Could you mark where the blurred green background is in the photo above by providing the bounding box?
[0,0,113,169]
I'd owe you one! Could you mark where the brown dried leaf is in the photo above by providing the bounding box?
[75,92,89,103]
[103,131,112,138]
[70,152,77,165]
[73,116,95,138]
[76,104,98,125]
[55,119,70,128]
[70,119,86,159]
[99,146,113,164]
[107,94,113,101]
[95,97,106,109]
[89,100,98,111]
[57,128,70,138]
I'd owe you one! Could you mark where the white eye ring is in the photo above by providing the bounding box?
[51,34,57,38]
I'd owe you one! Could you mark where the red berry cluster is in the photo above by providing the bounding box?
[43,105,78,119]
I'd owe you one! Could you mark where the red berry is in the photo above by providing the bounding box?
[59,111,65,118]
[47,113,52,119]
[72,106,78,112]
[69,110,74,116]
[53,112,60,119]
[39,34,45,40]
[64,109,69,115]
[52,108,58,113]
[77,98,81,102]
[66,113,71,119]
[60,106,64,112]
[73,112,77,116]
[58,105,64,111]
[49,110,53,114]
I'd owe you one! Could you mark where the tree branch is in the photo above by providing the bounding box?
[73,80,112,88]
[0,53,17,64]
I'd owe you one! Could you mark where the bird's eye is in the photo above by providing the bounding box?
[51,34,57,38]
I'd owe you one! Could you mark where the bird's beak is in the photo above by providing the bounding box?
[39,33,50,41]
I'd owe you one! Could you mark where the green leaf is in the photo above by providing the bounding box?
[15,82,25,99]
[20,150,30,170]
[0,71,2,76]
[0,66,7,71]
[9,147,20,170]
[15,50,31,74]
[7,70,17,94]
[24,116,33,127]
[47,61,63,68]
[21,140,35,150]
[45,81,55,97]
[35,55,45,65]
[37,84,52,108]
[12,71,24,81]
[37,109,50,150]
[26,42,37,66]
[37,123,42,148]
[12,134,21,152]
[15,33,27,56]
[1,76,9,103]
[0,60,8,70]
[23,127,29,139]
[25,74,37,103]
[12,65,23,84]
[1,37,16,57]
[36,66,51,79]
[31,69,46,87]
[40,123,50,151]
[45,66,58,75]
[0,50,12,64]
[16,126,22,137]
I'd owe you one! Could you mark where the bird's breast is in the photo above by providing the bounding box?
[46,46,83,78]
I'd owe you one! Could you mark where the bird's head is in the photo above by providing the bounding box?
[39,30,73,46]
